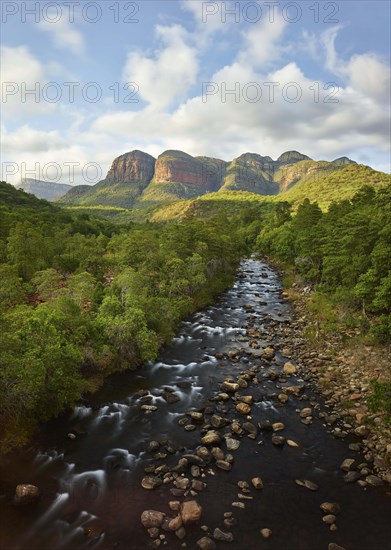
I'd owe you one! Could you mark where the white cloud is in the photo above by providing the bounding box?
[238,14,287,68]
[1,125,67,154]
[320,24,345,73]
[0,46,53,118]
[38,18,85,55]
[345,54,391,105]
[123,24,199,110]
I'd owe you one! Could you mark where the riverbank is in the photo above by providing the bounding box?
[274,261,391,484]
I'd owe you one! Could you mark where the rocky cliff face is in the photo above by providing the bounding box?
[153,150,223,190]
[106,150,156,184]
[221,153,279,195]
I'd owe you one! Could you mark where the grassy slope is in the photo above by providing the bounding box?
[149,164,390,221]
[273,160,342,192]
[280,164,391,209]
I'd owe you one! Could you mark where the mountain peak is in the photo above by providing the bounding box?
[105,150,156,184]
[277,151,312,164]
[332,156,357,166]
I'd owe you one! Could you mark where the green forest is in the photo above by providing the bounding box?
[0,180,390,453]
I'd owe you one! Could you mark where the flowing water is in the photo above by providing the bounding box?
[0,260,390,550]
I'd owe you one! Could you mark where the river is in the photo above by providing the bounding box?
[0,259,390,550]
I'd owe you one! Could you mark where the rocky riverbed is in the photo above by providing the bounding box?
[0,259,390,550]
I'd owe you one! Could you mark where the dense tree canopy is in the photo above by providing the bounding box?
[0,180,390,453]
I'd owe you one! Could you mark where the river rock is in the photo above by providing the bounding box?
[236,402,251,415]
[184,424,196,431]
[226,438,240,451]
[263,347,275,359]
[220,381,239,393]
[231,422,244,436]
[252,477,263,489]
[181,500,202,524]
[237,377,248,388]
[320,502,341,515]
[284,385,302,395]
[356,425,371,437]
[340,458,356,471]
[295,479,319,491]
[211,415,228,428]
[147,441,160,452]
[322,514,337,525]
[237,395,253,404]
[197,447,211,461]
[272,435,286,446]
[260,528,272,539]
[192,480,206,491]
[178,417,190,426]
[165,515,182,531]
[232,502,245,509]
[283,362,297,374]
[214,527,234,542]
[366,475,384,486]
[187,412,204,422]
[147,527,160,539]
[162,391,180,404]
[343,471,361,483]
[328,544,346,550]
[172,458,189,472]
[201,431,221,446]
[211,447,225,460]
[141,510,166,528]
[176,527,186,539]
[238,481,250,491]
[141,476,162,490]
[175,477,190,490]
[191,465,201,477]
[217,393,230,401]
[278,393,289,403]
[182,454,206,466]
[141,405,158,412]
[299,408,313,418]
[272,422,285,432]
[197,536,216,549]
[242,422,257,434]
[287,439,300,447]
[14,484,40,505]
[216,460,232,471]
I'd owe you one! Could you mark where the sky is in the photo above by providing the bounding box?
[1,0,390,185]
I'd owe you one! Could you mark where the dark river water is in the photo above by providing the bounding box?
[0,259,390,550]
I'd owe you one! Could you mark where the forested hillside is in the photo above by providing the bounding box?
[256,185,391,342]
[0,182,245,452]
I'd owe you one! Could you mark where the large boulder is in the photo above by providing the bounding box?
[180,500,202,524]
[141,510,166,528]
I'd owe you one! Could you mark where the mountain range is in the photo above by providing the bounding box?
[57,149,360,209]
[15,150,389,218]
